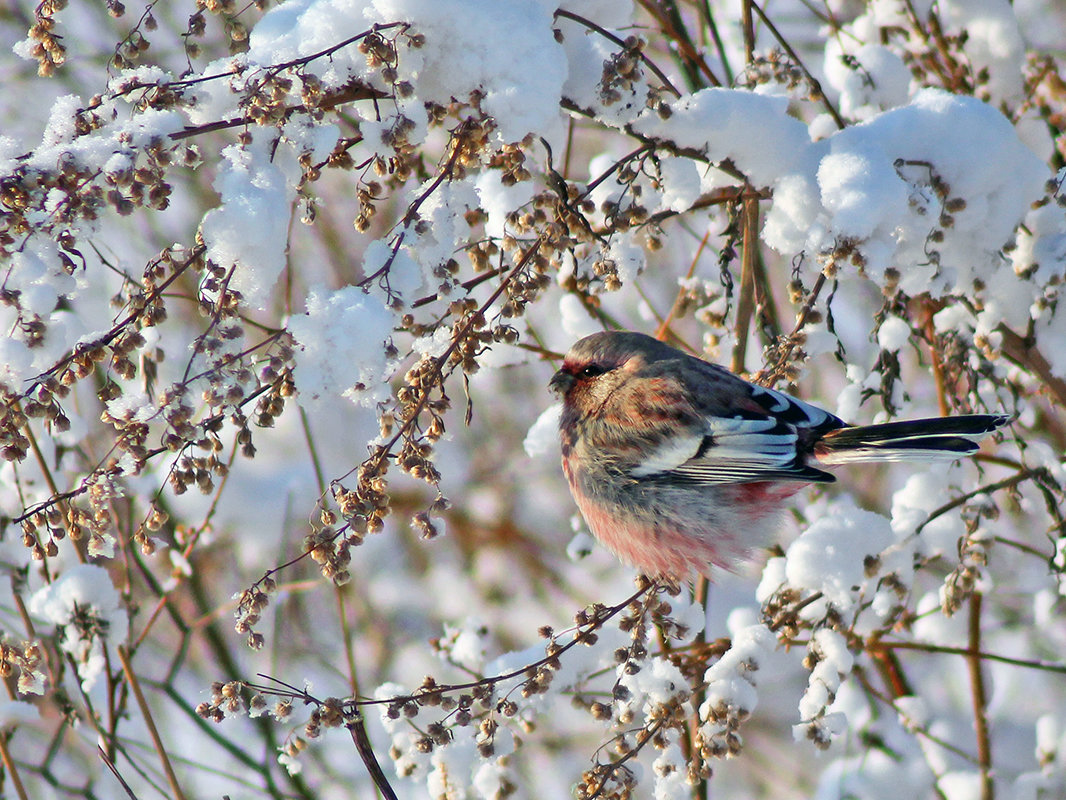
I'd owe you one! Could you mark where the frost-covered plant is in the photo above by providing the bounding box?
[1,1,1065,799]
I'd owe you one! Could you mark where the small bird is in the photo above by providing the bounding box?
[549,330,1008,580]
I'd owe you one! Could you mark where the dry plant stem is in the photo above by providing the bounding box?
[869,644,914,698]
[635,0,722,88]
[331,232,549,494]
[747,0,846,129]
[15,372,277,526]
[741,0,755,62]
[997,325,1066,408]
[169,84,385,142]
[923,313,950,417]
[967,593,993,800]
[914,467,1047,535]
[0,732,29,800]
[251,582,658,710]
[878,641,1066,675]
[154,681,301,800]
[116,645,188,800]
[991,534,1049,560]
[357,125,472,294]
[752,272,828,385]
[180,578,311,800]
[554,8,683,98]
[700,0,735,85]
[587,719,667,800]
[24,424,82,562]
[336,590,361,697]
[689,574,710,800]
[129,448,234,654]
[731,187,760,373]
[98,745,139,800]
[412,141,663,311]
[655,227,711,342]
[10,246,203,411]
[150,21,412,94]
[347,714,399,800]
[855,666,980,766]
[302,400,366,698]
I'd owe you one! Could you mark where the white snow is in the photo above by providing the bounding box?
[288,284,398,408]
[200,136,296,310]
[523,403,562,458]
[877,315,911,351]
[28,565,130,691]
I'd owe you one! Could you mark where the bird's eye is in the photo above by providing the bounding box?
[578,364,607,379]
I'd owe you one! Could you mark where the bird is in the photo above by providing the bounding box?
[548,330,1009,580]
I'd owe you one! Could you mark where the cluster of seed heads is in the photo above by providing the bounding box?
[740,50,805,93]
[233,577,275,650]
[0,639,46,695]
[197,680,251,722]
[24,0,67,77]
[598,35,646,107]
[942,524,994,616]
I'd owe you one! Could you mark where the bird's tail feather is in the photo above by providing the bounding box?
[815,414,1009,465]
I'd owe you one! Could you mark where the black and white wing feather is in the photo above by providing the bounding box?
[628,381,843,486]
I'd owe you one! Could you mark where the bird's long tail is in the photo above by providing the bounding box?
[814,414,1010,465]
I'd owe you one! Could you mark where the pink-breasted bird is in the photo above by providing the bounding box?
[549,330,1008,580]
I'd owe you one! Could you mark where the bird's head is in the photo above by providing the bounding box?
[550,331,673,412]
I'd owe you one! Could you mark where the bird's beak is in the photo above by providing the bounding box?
[549,369,573,396]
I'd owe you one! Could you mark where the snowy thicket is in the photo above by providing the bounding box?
[1,0,1065,798]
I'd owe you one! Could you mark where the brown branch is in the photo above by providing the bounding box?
[997,325,1066,408]
[169,82,388,142]
[914,467,1043,535]
[748,0,846,130]
[922,306,950,417]
[586,718,667,800]
[10,246,203,412]
[634,0,722,88]
[751,271,828,386]
[117,645,187,800]
[558,96,749,184]
[0,733,29,800]
[878,640,1066,674]
[966,594,993,800]
[247,581,658,711]
[97,746,139,800]
[554,9,683,98]
[655,227,711,341]
[730,186,760,373]
[347,713,399,800]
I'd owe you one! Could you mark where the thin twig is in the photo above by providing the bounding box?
[966,594,993,800]
[915,467,1043,535]
[98,745,139,800]
[730,186,759,373]
[655,227,711,342]
[347,713,399,800]
[554,9,683,98]
[922,307,950,417]
[878,640,1066,674]
[997,325,1066,408]
[116,645,187,800]
[701,0,734,85]
[751,272,828,386]
[748,0,847,129]
[249,582,658,710]
[0,733,29,800]
[635,0,722,88]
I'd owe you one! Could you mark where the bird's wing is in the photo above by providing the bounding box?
[629,415,836,486]
[625,368,845,485]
